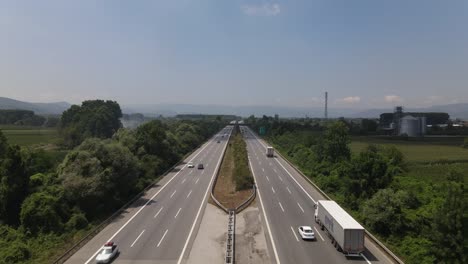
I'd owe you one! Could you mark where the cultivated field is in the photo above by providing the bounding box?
[0,125,60,146]
[350,136,468,163]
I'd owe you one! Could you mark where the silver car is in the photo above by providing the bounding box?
[96,242,118,263]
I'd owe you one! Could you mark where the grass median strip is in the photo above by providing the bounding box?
[212,125,254,209]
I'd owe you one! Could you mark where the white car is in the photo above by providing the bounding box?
[96,242,118,263]
[187,162,194,168]
[298,226,315,240]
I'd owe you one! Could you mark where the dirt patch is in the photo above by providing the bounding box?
[235,201,270,264]
[212,132,253,209]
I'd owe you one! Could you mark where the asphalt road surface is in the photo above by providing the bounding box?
[242,126,395,264]
[65,126,233,264]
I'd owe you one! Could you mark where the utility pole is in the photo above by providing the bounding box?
[325,92,328,119]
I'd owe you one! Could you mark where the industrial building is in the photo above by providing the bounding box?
[379,106,446,137]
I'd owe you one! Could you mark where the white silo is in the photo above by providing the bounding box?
[399,115,419,137]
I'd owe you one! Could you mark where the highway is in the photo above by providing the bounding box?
[65,126,233,264]
[242,126,394,264]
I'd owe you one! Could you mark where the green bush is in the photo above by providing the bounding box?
[0,241,31,263]
[65,212,88,231]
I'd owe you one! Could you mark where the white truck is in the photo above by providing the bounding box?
[315,200,365,256]
[266,146,274,157]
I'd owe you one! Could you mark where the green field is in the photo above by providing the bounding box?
[0,125,60,146]
[350,136,468,163]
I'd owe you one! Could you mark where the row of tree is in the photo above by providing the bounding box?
[0,100,225,263]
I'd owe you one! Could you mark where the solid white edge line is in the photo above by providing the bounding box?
[154,207,163,218]
[175,208,182,218]
[176,130,232,264]
[249,158,281,264]
[157,229,169,247]
[130,229,145,248]
[313,226,325,241]
[290,226,299,242]
[83,130,216,264]
[297,202,304,213]
[278,202,285,212]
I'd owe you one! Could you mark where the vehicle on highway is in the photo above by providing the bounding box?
[315,200,365,256]
[266,146,274,157]
[217,140,220,143]
[198,163,204,169]
[95,241,118,263]
[187,162,194,168]
[298,226,315,240]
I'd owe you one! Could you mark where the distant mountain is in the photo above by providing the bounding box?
[125,102,468,120]
[123,103,362,118]
[0,97,71,115]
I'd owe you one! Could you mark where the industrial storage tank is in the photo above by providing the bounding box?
[399,115,419,137]
[419,116,427,135]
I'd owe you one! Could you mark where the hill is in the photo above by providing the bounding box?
[0,97,71,114]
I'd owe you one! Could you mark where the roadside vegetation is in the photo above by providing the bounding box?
[213,125,254,209]
[248,116,467,264]
[0,100,225,263]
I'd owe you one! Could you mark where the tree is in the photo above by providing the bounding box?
[58,138,140,217]
[362,188,409,236]
[322,121,351,163]
[463,137,468,149]
[20,191,64,233]
[0,145,28,225]
[60,100,123,147]
[431,170,466,263]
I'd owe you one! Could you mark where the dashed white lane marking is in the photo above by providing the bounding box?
[272,187,276,194]
[195,178,200,184]
[154,207,163,218]
[170,190,177,198]
[297,202,304,213]
[157,229,169,247]
[286,186,292,194]
[130,229,145,247]
[290,226,299,242]
[278,176,283,182]
[181,178,186,184]
[266,176,270,182]
[189,170,193,174]
[186,190,192,199]
[262,168,265,172]
[249,159,281,264]
[313,226,325,241]
[175,208,182,218]
[278,202,285,212]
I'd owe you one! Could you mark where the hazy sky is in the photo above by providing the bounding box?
[1,0,467,108]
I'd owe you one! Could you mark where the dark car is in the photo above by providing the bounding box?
[198,163,204,169]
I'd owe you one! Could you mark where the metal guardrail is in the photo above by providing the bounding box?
[210,130,232,214]
[225,210,236,264]
[52,135,218,264]
[235,184,256,213]
[249,127,404,264]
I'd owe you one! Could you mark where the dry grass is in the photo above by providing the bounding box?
[212,134,253,209]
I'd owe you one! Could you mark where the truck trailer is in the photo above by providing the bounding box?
[266,146,274,157]
[315,200,365,256]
